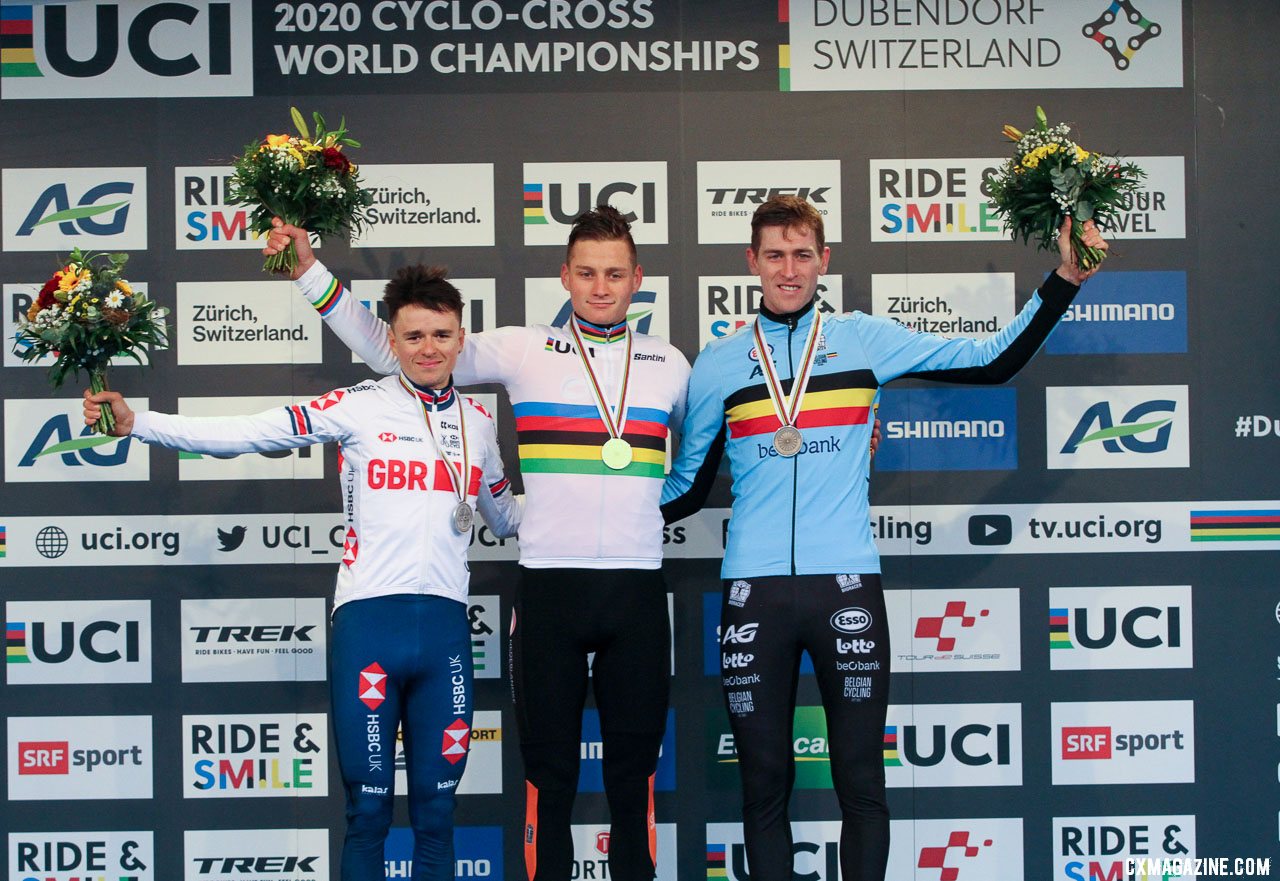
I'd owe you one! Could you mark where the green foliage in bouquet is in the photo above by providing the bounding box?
[987,107,1145,270]
[228,107,374,275]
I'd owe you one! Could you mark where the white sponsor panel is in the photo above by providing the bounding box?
[183,829,328,881]
[696,160,842,244]
[5,282,153,368]
[525,275,671,342]
[7,715,152,800]
[180,598,327,683]
[1052,700,1195,785]
[349,278,497,365]
[467,595,501,679]
[176,281,323,364]
[2,167,147,251]
[706,821,842,880]
[885,588,1021,672]
[5,398,151,484]
[175,396,326,481]
[872,272,1014,338]
[394,710,502,796]
[2,2,253,100]
[571,824,676,880]
[184,713,328,798]
[1047,385,1190,470]
[350,163,494,248]
[885,703,1022,788]
[697,276,845,348]
[1049,586,1192,670]
[786,1,1183,91]
[5,600,151,685]
[8,831,155,881]
[870,156,1186,242]
[174,166,262,250]
[523,161,668,245]
[1053,815,1196,881]
[886,818,1024,881]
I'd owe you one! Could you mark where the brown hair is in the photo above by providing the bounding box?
[565,204,637,265]
[750,195,825,253]
[383,264,463,323]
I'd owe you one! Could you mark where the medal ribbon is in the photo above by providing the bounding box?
[399,375,469,505]
[567,317,633,443]
[752,310,823,431]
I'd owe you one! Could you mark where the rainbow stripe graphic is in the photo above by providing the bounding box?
[1190,509,1280,542]
[777,2,791,90]
[706,842,728,879]
[514,401,668,479]
[0,6,41,79]
[310,276,345,317]
[0,524,6,557]
[882,725,902,767]
[523,183,548,225]
[6,621,29,664]
[725,369,876,440]
[1048,608,1072,649]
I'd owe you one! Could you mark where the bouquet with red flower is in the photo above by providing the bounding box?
[228,108,373,275]
[14,249,168,434]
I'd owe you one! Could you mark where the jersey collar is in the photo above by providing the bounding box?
[403,375,457,411]
[571,314,629,345]
[758,296,816,331]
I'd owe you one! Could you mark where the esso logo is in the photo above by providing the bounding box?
[747,343,774,362]
[830,607,872,634]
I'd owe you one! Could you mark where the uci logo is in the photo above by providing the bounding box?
[830,607,872,634]
[526,181,658,225]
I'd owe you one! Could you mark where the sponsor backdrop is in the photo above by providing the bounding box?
[1,1,1276,879]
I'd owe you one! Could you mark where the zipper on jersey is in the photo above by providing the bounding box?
[785,316,799,576]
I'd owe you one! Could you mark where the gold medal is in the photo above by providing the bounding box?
[601,437,633,470]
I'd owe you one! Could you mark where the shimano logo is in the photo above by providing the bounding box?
[1062,302,1176,322]
[886,420,1005,439]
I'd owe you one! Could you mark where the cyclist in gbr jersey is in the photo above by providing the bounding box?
[661,196,1107,881]
[265,207,690,881]
[85,266,520,881]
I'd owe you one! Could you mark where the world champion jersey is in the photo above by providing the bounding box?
[297,262,691,569]
[662,272,1080,578]
[131,375,520,608]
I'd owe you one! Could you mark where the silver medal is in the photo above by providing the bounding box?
[773,425,803,457]
[453,501,475,533]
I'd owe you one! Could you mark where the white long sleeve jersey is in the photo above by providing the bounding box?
[297,262,690,569]
[131,375,520,609]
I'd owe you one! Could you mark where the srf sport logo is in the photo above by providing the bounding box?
[1046,385,1189,469]
[0,2,253,100]
[2,167,147,251]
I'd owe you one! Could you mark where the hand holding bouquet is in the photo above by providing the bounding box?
[228,108,373,275]
[14,249,168,435]
[987,107,1144,271]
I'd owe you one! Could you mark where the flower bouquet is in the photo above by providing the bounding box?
[15,249,168,435]
[987,106,1145,271]
[227,107,374,275]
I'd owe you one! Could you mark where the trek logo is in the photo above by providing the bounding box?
[830,607,872,634]
[883,704,1023,787]
[180,598,327,683]
[523,162,668,245]
[1051,700,1195,785]
[6,600,151,684]
[2,168,147,251]
[721,623,758,644]
[1,2,253,100]
[697,160,842,244]
[182,828,329,880]
[1047,386,1189,469]
[1049,586,1192,670]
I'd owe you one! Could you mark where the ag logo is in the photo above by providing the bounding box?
[1047,385,1189,469]
[1,2,253,100]
[831,607,872,634]
[5,399,150,483]
[2,168,148,251]
[722,623,758,645]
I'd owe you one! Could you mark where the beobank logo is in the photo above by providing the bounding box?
[1,2,253,100]
[523,161,668,245]
[7,715,153,800]
[2,167,147,251]
[1052,700,1194,785]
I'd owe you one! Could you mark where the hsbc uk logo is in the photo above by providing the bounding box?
[359,662,387,710]
[442,719,470,765]
[2,168,147,251]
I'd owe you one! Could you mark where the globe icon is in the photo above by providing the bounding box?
[35,525,69,559]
